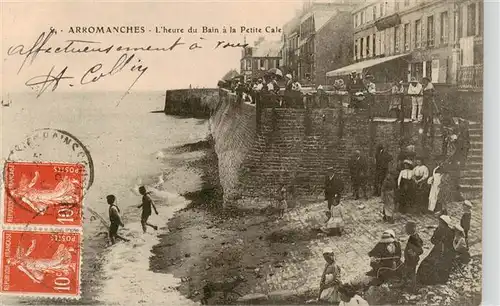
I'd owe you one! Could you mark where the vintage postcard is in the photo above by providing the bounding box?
[0,0,484,305]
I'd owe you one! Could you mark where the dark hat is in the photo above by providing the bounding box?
[422,76,431,81]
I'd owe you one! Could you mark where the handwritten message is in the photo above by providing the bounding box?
[5,26,280,101]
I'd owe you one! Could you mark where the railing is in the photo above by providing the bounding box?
[458,64,483,90]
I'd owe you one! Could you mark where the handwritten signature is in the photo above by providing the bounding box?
[25,53,148,99]
[7,27,248,100]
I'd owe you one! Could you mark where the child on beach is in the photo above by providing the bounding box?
[107,195,130,245]
[138,186,159,233]
[276,185,288,218]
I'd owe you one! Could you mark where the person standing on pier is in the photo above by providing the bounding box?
[408,77,423,122]
[138,186,159,233]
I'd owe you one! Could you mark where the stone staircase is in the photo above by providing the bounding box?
[460,122,483,195]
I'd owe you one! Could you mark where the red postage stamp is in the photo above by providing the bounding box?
[3,162,84,226]
[1,230,81,297]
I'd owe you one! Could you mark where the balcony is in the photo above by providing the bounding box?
[458,64,483,90]
[375,13,401,31]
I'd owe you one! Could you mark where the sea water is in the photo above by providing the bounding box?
[0,91,205,305]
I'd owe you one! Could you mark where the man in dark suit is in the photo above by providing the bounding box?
[324,167,344,210]
[348,150,368,200]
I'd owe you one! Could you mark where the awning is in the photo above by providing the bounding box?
[326,53,410,77]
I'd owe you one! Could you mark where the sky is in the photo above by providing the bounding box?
[1,1,304,93]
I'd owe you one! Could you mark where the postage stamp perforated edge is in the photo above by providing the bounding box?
[0,226,83,299]
[2,161,85,227]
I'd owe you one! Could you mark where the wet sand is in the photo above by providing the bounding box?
[150,137,317,305]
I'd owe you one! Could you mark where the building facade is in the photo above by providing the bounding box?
[281,0,353,86]
[240,38,282,81]
[349,0,482,89]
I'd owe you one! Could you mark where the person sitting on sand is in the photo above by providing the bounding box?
[138,186,159,233]
[107,195,129,245]
[318,248,342,304]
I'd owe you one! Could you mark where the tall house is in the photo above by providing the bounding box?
[240,38,282,81]
[282,0,353,86]
[329,0,482,90]
[456,0,483,90]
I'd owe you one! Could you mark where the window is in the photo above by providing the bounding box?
[457,6,463,39]
[395,1,400,12]
[415,19,422,48]
[372,34,376,56]
[360,11,364,24]
[373,6,377,20]
[394,26,401,53]
[246,59,252,70]
[404,23,410,51]
[354,40,358,60]
[354,14,358,27]
[440,11,448,44]
[380,3,384,17]
[260,59,265,68]
[404,0,410,7]
[366,35,370,57]
[474,41,483,64]
[427,16,434,47]
[360,37,364,58]
[425,60,432,79]
[467,3,476,36]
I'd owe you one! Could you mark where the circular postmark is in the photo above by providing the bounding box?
[2,128,94,226]
[6,128,94,191]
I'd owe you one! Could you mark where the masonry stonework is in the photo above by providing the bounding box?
[206,90,444,209]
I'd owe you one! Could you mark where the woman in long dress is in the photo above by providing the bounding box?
[413,157,430,213]
[318,249,342,303]
[417,215,456,285]
[398,160,415,214]
[428,164,443,212]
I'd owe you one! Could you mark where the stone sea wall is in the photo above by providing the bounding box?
[207,90,442,209]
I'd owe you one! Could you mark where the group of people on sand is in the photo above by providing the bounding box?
[312,128,473,304]
[106,186,159,245]
[316,211,472,305]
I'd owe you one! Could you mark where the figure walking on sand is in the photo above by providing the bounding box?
[138,186,159,233]
[107,195,130,245]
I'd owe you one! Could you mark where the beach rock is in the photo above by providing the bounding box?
[201,234,208,239]
[237,293,268,302]
[184,253,191,258]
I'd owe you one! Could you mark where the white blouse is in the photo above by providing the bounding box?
[398,169,414,187]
